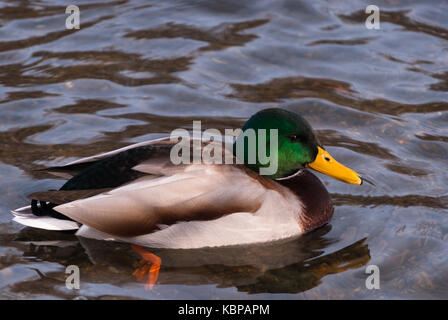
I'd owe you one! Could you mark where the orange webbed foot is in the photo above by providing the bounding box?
[131,244,162,290]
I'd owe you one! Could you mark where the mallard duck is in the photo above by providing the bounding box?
[11,108,361,249]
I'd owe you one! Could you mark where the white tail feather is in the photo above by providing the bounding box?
[11,206,80,231]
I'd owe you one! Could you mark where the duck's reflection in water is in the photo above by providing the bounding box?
[13,225,370,295]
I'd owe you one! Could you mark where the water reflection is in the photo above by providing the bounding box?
[332,193,448,209]
[228,76,448,115]
[125,19,270,52]
[339,9,448,41]
[0,15,114,54]
[0,51,192,87]
[6,225,369,296]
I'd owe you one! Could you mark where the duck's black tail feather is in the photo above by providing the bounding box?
[30,199,73,220]
[28,188,113,221]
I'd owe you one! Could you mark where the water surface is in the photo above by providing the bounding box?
[0,0,447,299]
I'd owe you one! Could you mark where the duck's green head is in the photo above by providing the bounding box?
[234,108,362,184]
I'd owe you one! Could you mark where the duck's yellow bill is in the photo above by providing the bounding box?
[306,146,362,185]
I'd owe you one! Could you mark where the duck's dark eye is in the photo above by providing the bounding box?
[324,157,330,162]
[288,134,300,142]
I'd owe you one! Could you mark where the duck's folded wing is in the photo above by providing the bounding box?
[53,166,267,238]
[28,189,112,205]
[38,137,174,178]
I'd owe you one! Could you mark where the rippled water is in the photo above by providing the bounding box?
[1,0,447,299]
